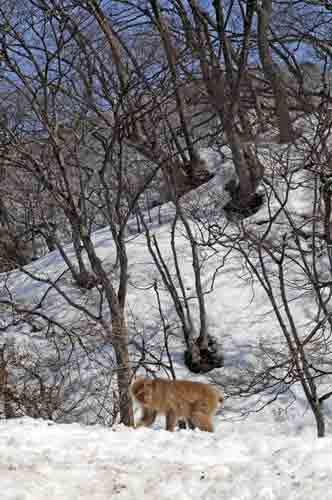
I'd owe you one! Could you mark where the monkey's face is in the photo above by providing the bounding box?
[131,378,153,406]
[134,386,146,404]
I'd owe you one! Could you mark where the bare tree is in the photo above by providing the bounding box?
[203,131,332,436]
[0,0,331,432]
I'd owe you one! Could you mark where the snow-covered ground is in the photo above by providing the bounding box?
[1,416,332,500]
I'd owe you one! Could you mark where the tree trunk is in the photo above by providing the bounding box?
[80,232,134,426]
[185,334,224,374]
[111,313,134,426]
[257,0,294,143]
[222,131,265,217]
[71,219,94,288]
[314,403,325,438]
[205,79,265,218]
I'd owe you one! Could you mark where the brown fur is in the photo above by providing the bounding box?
[130,377,223,432]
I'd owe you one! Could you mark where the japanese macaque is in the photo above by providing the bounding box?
[130,377,224,432]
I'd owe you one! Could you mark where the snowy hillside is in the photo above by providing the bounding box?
[1,0,332,496]
[1,145,332,498]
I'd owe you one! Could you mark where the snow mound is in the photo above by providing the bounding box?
[1,417,332,500]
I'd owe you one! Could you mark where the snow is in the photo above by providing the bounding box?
[1,142,332,498]
[1,416,332,500]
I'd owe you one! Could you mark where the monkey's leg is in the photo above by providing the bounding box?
[187,419,196,430]
[166,409,177,431]
[190,412,214,432]
[178,419,196,430]
[136,408,157,428]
